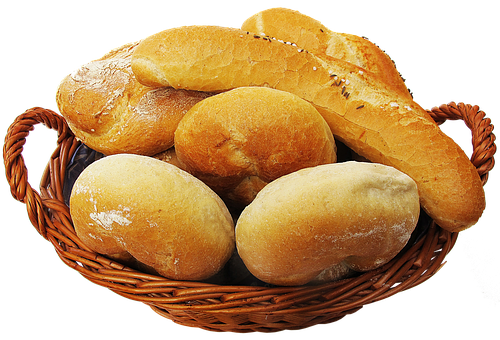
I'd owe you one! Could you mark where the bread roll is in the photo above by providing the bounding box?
[56,42,212,156]
[235,161,420,286]
[241,7,412,99]
[130,25,485,232]
[174,87,337,206]
[69,154,235,281]
[152,147,187,171]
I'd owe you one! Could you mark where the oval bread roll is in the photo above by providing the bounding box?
[174,87,337,207]
[235,161,420,286]
[69,154,235,281]
[57,42,211,156]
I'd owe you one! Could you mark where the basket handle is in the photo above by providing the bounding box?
[427,101,496,185]
[3,107,75,237]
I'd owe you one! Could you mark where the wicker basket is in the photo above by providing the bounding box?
[3,103,496,333]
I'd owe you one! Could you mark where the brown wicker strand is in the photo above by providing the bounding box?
[171,286,265,298]
[221,287,300,303]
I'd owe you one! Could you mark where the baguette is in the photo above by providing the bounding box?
[131,25,485,232]
[241,7,412,99]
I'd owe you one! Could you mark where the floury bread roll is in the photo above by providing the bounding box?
[69,154,235,281]
[235,162,420,286]
[174,87,337,206]
[241,7,412,99]
[56,42,212,156]
[130,25,485,232]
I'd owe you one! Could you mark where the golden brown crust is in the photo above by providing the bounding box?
[241,7,411,98]
[56,42,212,156]
[131,25,485,232]
[235,162,420,286]
[69,154,235,281]
[174,87,337,206]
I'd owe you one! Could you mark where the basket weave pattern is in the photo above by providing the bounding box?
[3,103,496,332]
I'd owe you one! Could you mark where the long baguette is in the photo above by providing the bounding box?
[130,25,485,232]
[241,7,412,99]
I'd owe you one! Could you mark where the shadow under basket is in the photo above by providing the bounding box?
[3,102,496,333]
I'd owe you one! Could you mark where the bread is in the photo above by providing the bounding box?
[235,161,420,286]
[130,25,485,232]
[152,147,187,171]
[69,154,235,281]
[174,87,337,207]
[56,42,212,156]
[241,7,412,99]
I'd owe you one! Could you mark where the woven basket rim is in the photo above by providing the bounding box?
[2,102,496,332]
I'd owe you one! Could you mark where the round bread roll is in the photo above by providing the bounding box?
[57,42,212,156]
[69,154,235,281]
[235,161,420,286]
[174,87,337,207]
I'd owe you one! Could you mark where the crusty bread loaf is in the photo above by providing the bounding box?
[69,154,235,281]
[130,25,485,232]
[241,7,412,99]
[56,42,212,156]
[236,161,420,286]
[174,87,337,207]
[235,161,420,286]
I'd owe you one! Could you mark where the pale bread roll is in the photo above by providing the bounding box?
[235,161,420,286]
[56,42,212,156]
[130,25,485,232]
[174,87,337,207]
[69,154,235,281]
[241,7,412,99]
